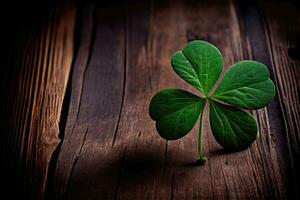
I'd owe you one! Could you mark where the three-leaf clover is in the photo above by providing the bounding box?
[149,40,275,164]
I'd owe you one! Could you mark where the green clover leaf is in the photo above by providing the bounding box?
[149,40,275,164]
[171,40,223,96]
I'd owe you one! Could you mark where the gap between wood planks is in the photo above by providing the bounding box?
[45,3,96,200]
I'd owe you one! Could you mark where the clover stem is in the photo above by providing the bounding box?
[197,110,207,165]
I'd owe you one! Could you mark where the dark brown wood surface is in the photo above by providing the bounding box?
[0,0,299,199]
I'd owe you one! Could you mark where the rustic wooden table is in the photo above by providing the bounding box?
[1,0,299,199]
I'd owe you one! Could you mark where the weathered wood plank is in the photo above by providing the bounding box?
[0,3,75,199]
[52,0,299,199]
[258,0,300,197]
[52,2,126,199]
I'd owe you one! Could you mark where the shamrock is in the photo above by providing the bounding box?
[149,40,275,164]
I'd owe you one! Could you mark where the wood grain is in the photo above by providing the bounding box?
[51,0,299,199]
[0,3,76,199]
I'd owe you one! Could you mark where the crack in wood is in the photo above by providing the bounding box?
[170,174,175,200]
[112,8,128,147]
[63,126,89,199]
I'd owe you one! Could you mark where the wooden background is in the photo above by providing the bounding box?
[1,0,299,199]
